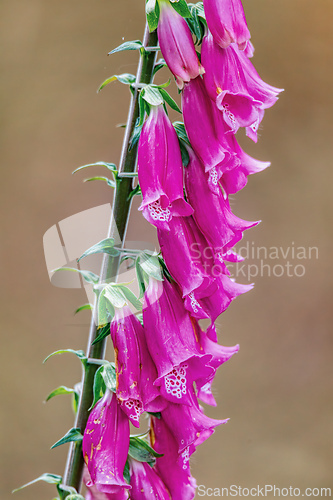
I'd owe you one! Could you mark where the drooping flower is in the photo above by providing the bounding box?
[143,277,213,405]
[137,104,193,229]
[83,467,128,500]
[182,76,239,179]
[82,390,130,496]
[202,32,282,140]
[129,458,171,499]
[184,147,259,254]
[157,0,204,89]
[110,306,166,427]
[203,0,251,50]
[159,387,228,452]
[151,415,197,500]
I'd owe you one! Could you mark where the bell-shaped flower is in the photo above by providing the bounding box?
[159,387,228,452]
[129,458,170,499]
[143,277,213,405]
[182,76,239,180]
[137,105,193,229]
[151,415,197,500]
[110,306,165,427]
[157,0,204,89]
[203,0,251,50]
[184,147,259,254]
[202,33,282,141]
[83,467,128,500]
[82,390,130,496]
[194,322,239,406]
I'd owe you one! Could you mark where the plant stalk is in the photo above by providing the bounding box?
[61,25,158,495]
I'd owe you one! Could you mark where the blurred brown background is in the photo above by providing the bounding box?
[1,0,332,498]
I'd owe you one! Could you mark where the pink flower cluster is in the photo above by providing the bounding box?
[82,0,282,498]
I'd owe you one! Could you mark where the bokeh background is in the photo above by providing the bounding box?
[1,1,332,498]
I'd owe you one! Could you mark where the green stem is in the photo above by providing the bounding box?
[61,25,158,495]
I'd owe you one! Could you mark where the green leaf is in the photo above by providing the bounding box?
[101,363,117,393]
[51,427,83,449]
[186,3,206,42]
[92,323,110,346]
[12,473,62,493]
[98,73,136,92]
[159,88,181,113]
[153,58,167,76]
[51,267,99,285]
[170,0,191,18]
[72,161,117,175]
[123,460,131,484]
[128,184,142,201]
[90,365,106,409]
[141,85,164,106]
[74,303,93,314]
[128,436,163,463]
[139,252,163,281]
[78,238,119,262]
[65,495,85,500]
[173,121,190,145]
[146,0,160,32]
[84,176,116,188]
[109,40,144,55]
[104,286,127,309]
[46,386,77,402]
[43,349,87,365]
[116,285,142,312]
[136,258,146,298]
[148,411,161,419]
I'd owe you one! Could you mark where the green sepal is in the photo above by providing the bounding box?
[139,252,163,281]
[170,0,191,18]
[74,303,93,315]
[51,267,99,285]
[186,2,206,43]
[135,258,146,299]
[147,411,162,419]
[98,73,136,92]
[92,323,111,346]
[51,427,83,450]
[116,284,143,312]
[96,283,142,321]
[146,0,160,32]
[65,495,85,500]
[84,176,116,188]
[173,121,190,167]
[101,362,117,393]
[12,473,62,493]
[46,386,80,414]
[78,238,119,262]
[123,460,131,484]
[90,364,106,409]
[159,88,181,113]
[109,40,144,55]
[43,349,87,367]
[72,161,117,175]
[128,436,163,464]
[141,85,164,106]
[57,485,80,498]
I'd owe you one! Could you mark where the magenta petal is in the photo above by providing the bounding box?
[138,105,193,229]
[84,467,128,500]
[129,459,170,499]
[203,0,251,50]
[157,1,204,89]
[152,416,197,500]
[82,390,130,495]
[182,77,239,179]
[110,306,163,427]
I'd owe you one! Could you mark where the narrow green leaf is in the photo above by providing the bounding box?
[52,267,100,285]
[136,258,146,298]
[101,363,117,393]
[128,184,142,201]
[159,88,181,113]
[92,323,110,346]
[90,365,106,409]
[57,485,79,497]
[109,40,144,55]
[84,176,116,188]
[170,0,191,18]
[12,473,62,493]
[46,386,77,402]
[74,303,93,315]
[72,161,117,175]
[43,349,86,365]
[116,285,142,311]
[173,121,190,145]
[51,428,83,449]
[78,238,119,262]
[98,73,136,92]
[141,85,164,106]
[146,0,160,32]
[128,436,163,463]
[153,58,167,76]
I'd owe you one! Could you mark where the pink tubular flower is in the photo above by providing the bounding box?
[82,390,130,496]
[202,32,282,140]
[182,76,239,180]
[129,458,171,499]
[137,105,193,229]
[203,0,251,50]
[151,416,197,500]
[160,387,228,452]
[184,147,259,254]
[143,277,213,405]
[83,468,128,500]
[110,306,165,427]
[157,0,204,89]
